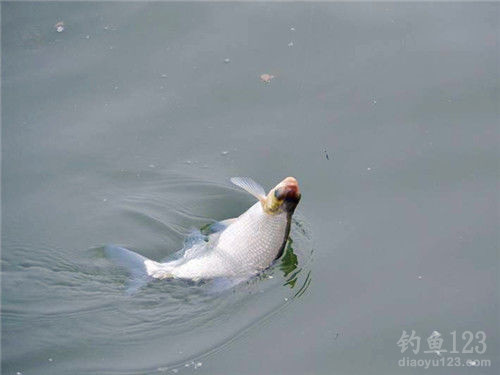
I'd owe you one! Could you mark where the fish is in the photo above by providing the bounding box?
[105,177,301,290]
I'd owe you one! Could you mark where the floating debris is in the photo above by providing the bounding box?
[221,150,229,156]
[260,74,275,84]
[290,27,296,31]
[85,35,90,39]
[324,149,329,160]
[48,358,53,362]
[54,21,64,33]
[194,362,203,369]
[149,164,156,168]
[366,167,372,171]
[417,275,423,279]
[288,41,294,47]
[171,369,178,374]
[223,58,231,64]
[160,74,168,78]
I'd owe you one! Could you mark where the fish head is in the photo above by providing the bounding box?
[264,177,301,214]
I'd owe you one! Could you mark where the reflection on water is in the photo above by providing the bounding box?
[280,238,313,297]
[280,239,299,288]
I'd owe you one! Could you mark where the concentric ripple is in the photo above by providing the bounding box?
[4,173,313,375]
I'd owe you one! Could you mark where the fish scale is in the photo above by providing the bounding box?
[168,202,288,279]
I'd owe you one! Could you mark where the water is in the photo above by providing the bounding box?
[2,2,498,375]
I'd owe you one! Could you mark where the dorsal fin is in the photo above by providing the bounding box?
[230,177,266,202]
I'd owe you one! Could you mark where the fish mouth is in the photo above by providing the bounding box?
[275,177,301,211]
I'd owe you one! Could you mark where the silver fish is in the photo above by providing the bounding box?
[105,177,301,287]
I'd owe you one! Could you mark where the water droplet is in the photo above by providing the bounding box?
[224,58,230,64]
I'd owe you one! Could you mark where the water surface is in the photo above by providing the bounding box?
[2,2,498,375]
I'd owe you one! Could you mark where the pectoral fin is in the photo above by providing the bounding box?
[230,177,266,202]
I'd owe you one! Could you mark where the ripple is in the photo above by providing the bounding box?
[3,173,313,374]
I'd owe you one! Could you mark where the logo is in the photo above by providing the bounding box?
[396,330,490,369]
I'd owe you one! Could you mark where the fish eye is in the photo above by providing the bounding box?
[274,188,282,199]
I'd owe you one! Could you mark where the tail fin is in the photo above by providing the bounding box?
[104,245,163,294]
